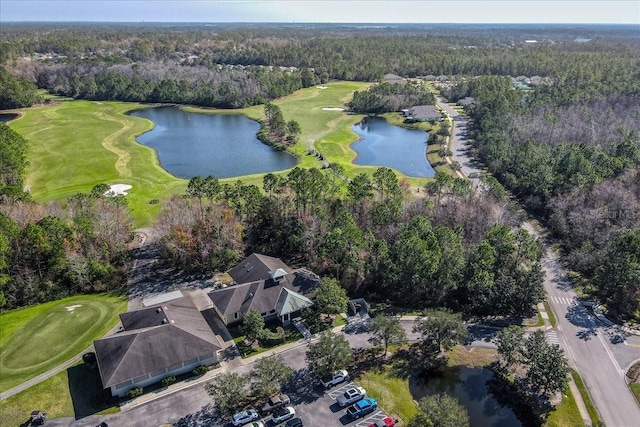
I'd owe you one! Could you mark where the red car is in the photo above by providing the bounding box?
[368,417,396,427]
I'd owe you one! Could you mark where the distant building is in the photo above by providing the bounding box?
[402,105,442,122]
[384,73,408,85]
[456,97,476,109]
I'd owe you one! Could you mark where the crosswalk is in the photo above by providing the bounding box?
[548,295,575,305]
[546,330,561,346]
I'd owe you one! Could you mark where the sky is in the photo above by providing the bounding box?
[1,0,639,24]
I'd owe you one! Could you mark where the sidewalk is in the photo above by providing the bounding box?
[538,302,593,427]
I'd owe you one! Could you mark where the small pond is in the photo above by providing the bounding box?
[129,107,297,179]
[410,366,522,427]
[351,116,435,178]
[0,113,19,123]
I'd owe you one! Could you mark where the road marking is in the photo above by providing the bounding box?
[550,296,576,305]
[546,330,561,345]
[355,410,386,427]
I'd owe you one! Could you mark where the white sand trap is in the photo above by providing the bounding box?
[322,107,344,111]
[316,85,329,89]
[104,184,132,196]
[66,304,82,312]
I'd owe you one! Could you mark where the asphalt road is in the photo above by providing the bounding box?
[525,223,640,426]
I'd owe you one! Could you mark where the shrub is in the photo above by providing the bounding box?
[161,376,176,388]
[192,365,209,376]
[125,387,143,399]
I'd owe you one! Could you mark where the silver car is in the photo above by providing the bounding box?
[337,386,366,407]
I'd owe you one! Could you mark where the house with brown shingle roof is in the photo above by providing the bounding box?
[209,254,320,325]
[93,292,222,397]
[402,105,442,122]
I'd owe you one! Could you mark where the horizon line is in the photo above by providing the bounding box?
[2,20,639,25]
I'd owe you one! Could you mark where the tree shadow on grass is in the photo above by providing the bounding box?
[68,363,118,420]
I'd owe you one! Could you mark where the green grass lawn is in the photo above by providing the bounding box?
[543,300,558,327]
[0,294,127,392]
[0,362,119,427]
[544,388,583,427]
[570,369,600,424]
[631,383,640,405]
[13,82,433,226]
[358,366,418,424]
[11,101,187,227]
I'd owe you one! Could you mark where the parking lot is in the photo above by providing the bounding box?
[222,374,392,427]
[285,377,391,427]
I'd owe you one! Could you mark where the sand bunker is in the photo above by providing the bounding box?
[104,183,132,196]
[316,85,329,89]
[322,107,345,111]
[66,305,82,312]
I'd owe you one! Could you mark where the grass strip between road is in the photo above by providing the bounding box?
[630,383,640,406]
[570,369,601,425]
[543,300,558,327]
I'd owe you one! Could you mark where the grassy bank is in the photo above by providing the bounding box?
[0,294,127,392]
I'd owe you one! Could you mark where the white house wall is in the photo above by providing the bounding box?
[111,354,218,397]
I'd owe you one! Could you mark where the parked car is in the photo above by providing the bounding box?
[347,397,378,419]
[336,386,366,407]
[231,409,259,426]
[320,369,349,388]
[284,417,303,427]
[368,417,396,427]
[271,406,296,424]
[241,423,265,427]
[260,394,291,414]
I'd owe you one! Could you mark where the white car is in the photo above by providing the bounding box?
[271,406,296,424]
[337,386,366,407]
[241,423,265,427]
[232,409,259,426]
[320,370,349,388]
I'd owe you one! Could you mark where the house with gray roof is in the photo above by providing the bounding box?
[402,105,442,122]
[210,254,320,325]
[93,292,222,397]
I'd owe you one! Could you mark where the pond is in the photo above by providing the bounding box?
[0,113,19,123]
[410,366,522,427]
[129,107,297,179]
[351,116,435,178]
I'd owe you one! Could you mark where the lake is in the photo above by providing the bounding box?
[0,113,19,123]
[410,367,522,427]
[351,116,435,178]
[129,107,297,179]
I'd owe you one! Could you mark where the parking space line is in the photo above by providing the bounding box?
[355,410,386,427]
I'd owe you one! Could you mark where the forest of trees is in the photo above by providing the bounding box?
[153,168,544,319]
[1,23,638,319]
[348,80,435,114]
[444,74,639,319]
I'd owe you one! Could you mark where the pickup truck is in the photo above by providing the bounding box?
[347,397,378,419]
[259,394,290,414]
[320,370,349,388]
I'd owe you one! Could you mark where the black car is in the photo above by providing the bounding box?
[284,418,303,427]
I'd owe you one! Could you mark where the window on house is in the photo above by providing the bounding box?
[234,312,239,319]
[115,380,133,389]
